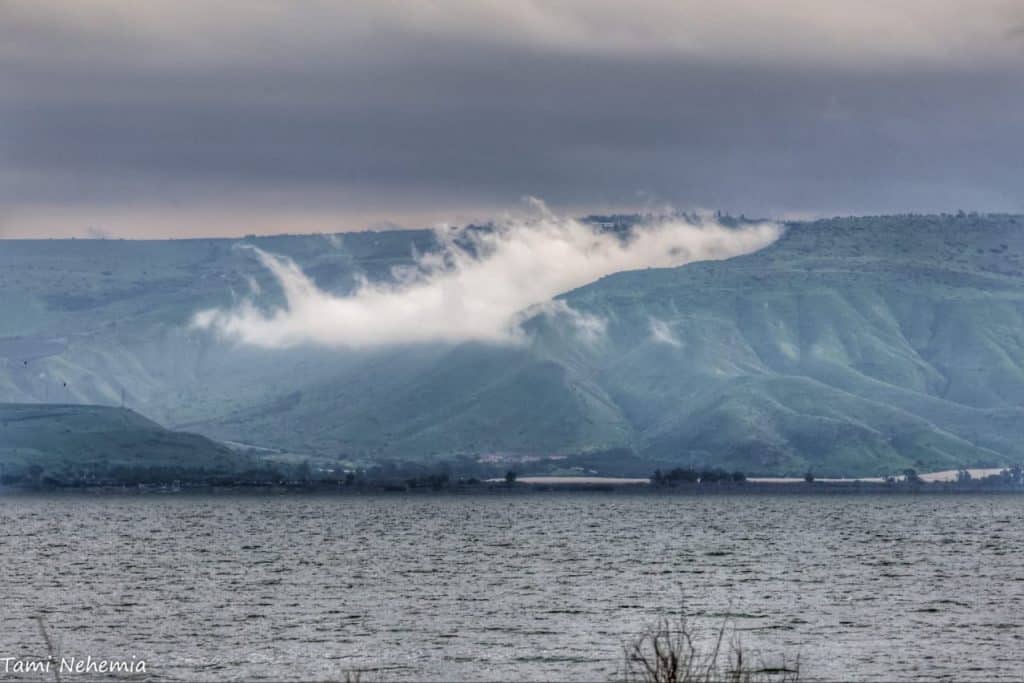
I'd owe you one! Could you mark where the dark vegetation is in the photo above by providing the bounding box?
[621,607,799,683]
[648,465,1024,493]
[652,468,747,485]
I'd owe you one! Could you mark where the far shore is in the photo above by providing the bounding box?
[499,468,1012,486]
[499,476,650,485]
[2,468,1020,496]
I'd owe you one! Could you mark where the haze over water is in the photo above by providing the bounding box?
[1,494,1021,681]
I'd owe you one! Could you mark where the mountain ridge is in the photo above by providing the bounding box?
[3,213,1024,476]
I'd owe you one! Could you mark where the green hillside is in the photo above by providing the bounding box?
[537,213,1024,474]
[0,403,250,483]
[3,214,1024,476]
[191,214,1024,476]
[0,230,436,426]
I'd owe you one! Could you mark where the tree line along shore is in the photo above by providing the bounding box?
[3,463,1022,495]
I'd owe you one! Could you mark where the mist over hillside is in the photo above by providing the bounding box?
[3,213,1024,477]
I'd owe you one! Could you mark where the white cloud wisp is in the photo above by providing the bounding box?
[193,214,780,348]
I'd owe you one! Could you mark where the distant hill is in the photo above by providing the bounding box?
[546,213,1024,475]
[2,214,1024,476]
[0,403,250,483]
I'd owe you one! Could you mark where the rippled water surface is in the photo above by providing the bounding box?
[1,493,1022,681]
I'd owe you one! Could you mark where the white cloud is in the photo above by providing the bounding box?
[193,210,780,348]
[322,233,343,249]
[649,318,682,347]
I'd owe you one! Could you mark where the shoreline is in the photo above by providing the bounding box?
[2,477,1023,496]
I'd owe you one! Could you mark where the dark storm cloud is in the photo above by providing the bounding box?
[2,1,1023,237]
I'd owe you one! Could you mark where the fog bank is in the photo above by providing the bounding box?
[193,213,780,348]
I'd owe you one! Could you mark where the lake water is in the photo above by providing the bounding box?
[1,493,1022,681]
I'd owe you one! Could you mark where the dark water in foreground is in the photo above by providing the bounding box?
[1,494,1022,682]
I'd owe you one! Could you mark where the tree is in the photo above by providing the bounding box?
[665,467,699,483]
[804,471,815,483]
[505,471,517,485]
[698,468,729,483]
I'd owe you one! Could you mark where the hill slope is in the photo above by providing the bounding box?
[2,214,1024,476]
[0,403,249,482]
[541,214,1024,474]
[190,214,1024,476]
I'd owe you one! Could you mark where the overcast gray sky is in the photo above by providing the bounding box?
[2,1,1023,238]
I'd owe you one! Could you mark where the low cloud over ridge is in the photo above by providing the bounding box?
[193,211,780,348]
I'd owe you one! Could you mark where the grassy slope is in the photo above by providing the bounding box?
[0,231,435,425]
[191,215,1024,475]
[0,403,247,477]
[2,214,1024,476]
[544,214,1024,474]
